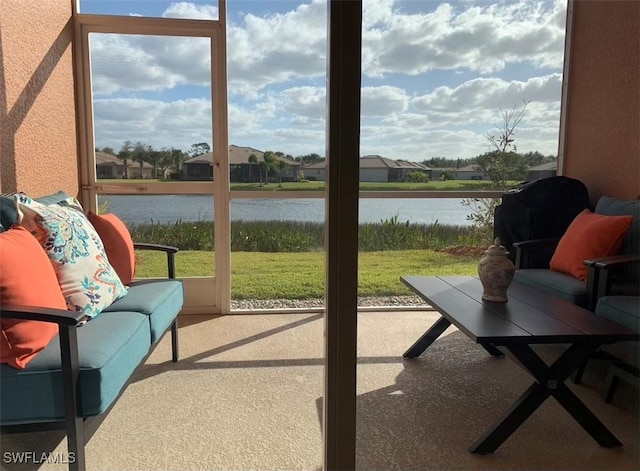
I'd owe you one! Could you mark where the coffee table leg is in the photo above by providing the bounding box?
[481,343,504,357]
[552,384,622,447]
[403,316,451,358]
[470,383,548,454]
[470,342,622,454]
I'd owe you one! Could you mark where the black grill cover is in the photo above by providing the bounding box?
[494,176,591,262]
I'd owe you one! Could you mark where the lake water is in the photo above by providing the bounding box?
[99,195,474,226]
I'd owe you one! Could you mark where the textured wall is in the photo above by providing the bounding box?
[562,0,640,202]
[0,0,78,197]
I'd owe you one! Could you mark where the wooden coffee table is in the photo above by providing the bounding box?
[401,275,640,454]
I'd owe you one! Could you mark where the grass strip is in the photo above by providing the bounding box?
[98,179,511,191]
[135,249,479,300]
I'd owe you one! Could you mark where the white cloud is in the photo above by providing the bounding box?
[360,126,486,160]
[227,0,327,96]
[90,34,211,95]
[361,86,409,117]
[162,2,218,19]
[279,86,326,120]
[89,0,567,160]
[93,98,212,151]
[363,0,566,77]
[411,74,563,126]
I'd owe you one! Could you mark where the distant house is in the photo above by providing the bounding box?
[454,164,486,180]
[95,152,125,179]
[302,155,430,182]
[302,160,326,181]
[229,146,301,183]
[360,155,431,182]
[430,161,559,182]
[183,152,214,180]
[430,164,484,181]
[182,145,300,182]
[527,161,557,181]
[95,152,154,179]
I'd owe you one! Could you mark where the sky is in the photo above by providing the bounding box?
[80,0,567,161]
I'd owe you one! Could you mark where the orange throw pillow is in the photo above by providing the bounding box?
[87,212,136,285]
[0,227,66,369]
[550,209,634,281]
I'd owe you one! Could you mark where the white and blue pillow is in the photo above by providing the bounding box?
[14,193,127,318]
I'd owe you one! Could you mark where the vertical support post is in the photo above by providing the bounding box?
[59,325,86,471]
[213,0,231,314]
[171,319,179,363]
[323,1,362,470]
[557,0,574,175]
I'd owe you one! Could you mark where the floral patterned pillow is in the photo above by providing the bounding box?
[14,194,127,318]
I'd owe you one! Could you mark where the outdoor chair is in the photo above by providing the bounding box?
[512,196,639,311]
[594,295,640,403]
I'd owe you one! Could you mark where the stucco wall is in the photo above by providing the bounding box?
[0,0,78,197]
[562,0,640,202]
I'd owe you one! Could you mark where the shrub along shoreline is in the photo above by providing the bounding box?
[131,218,488,300]
[129,216,488,252]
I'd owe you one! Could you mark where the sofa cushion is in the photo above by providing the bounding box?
[0,311,151,424]
[34,190,75,206]
[596,296,640,368]
[514,268,587,307]
[0,196,19,232]
[595,296,640,331]
[103,280,183,343]
[595,196,640,287]
[87,212,136,285]
[550,209,633,281]
[14,194,128,318]
[0,227,65,369]
[595,196,640,256]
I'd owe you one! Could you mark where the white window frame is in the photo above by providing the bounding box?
[73,4,231,314]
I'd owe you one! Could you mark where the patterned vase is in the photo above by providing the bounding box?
[478,237,515,303]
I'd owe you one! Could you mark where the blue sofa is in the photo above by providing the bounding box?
[511,196,639,389]
[512,195,639,310]
[594,295,640,402]
[0,194,184,471]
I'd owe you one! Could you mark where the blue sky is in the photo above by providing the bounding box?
[81,0,567,160]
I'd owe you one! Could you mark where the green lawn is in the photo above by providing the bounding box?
[98,179,502,191]
[231,180,498,191]
[135,249,479,299]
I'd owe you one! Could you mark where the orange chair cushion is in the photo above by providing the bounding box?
[550,209,634,281]
[87,212,136,285]
[0,227,66,369]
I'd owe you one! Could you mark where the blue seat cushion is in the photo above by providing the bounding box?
[102,279,183,344]
[595,296,640,331]
[596,296,640,368]
[514,268,587,307]
[0,311,150,424]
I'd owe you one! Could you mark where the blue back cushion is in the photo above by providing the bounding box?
[0,192,74,233]
[35,191,73,206]
[595,196,640,255]
[595,196,640,285]
[0,196,19,232]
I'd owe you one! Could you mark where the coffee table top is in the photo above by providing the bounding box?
[401,276,639,346]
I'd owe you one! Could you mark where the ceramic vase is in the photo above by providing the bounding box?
[478,237,515,303]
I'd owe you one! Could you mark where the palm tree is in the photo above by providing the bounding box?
[275,160,289,187]
[262,151,278,185]
[258,161,268,186]
[132,141,149,179]
[248,153,258,183]
[118,140,134,179]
